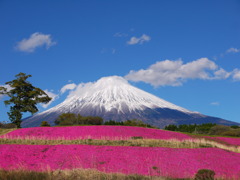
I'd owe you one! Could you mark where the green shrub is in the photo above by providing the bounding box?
[40,121,50,127]
[231,125,240,129]
[123,119,156,128]
[55,113,77,125]
[209,125,232,135]
[164,124,178,131]
[55,113,103,126]
[164,123,216,134]
[0,169,48,180]
[0,122,17,129]
[195,123,216,134]
[131,136,143,140]
[104,119,156,128]
[59,119,74,126]
[220,129,240,137]
[194,169,215,180]
[104,120,124,126]
[80,116,103,125]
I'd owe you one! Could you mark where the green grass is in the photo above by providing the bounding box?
[0,137,239,153]
[178,131,240,139]
[0,168,188,180]
[0,128,16,136]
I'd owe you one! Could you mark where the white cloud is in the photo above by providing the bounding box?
[40,90,58,108]
[16,32,56,53]
[213,68,231,80]
[127,34,151,45]
[67,82,94,99]
[125,58,231,87]
[210,102,220,106]
[60,83,77,94]
[232,69,240,81]
[0,85,12,99]
[226,47,240,53]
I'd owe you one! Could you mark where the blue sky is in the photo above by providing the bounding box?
[1,0,240,123]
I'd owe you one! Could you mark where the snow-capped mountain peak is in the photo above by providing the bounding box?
[60,76,191,113]
[22,76,239,128]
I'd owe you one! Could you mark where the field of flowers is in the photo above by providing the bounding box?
[0,144,239,179]
[1,126,240,179]
[1,126,192,140]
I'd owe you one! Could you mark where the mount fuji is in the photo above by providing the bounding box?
[22,76,239,128]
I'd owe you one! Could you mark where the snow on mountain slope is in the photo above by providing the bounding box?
[22,76,239,128]
[53,76,192,114]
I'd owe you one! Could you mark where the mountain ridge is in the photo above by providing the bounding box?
[22,76,239,128]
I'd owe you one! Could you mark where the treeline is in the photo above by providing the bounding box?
[164,123,216,134]
[54,113,103,126]
[104,119,157,128]
[164,123,240,137]
[208,125,240,137]
[53,113,156,128]
[0,122,17,129]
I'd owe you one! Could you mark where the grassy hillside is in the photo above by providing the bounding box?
[0,128,16,136]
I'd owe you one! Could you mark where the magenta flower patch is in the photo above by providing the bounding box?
[1,126,192,140]
[0,144,239,179]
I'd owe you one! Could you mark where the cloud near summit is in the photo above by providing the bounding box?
[40,90,58,108]
[125,58,236,87]
[60,83,77,94]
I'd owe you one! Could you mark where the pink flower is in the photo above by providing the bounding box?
[1,126,191,140]
[0,144,239,179]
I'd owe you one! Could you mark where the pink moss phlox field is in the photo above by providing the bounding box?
[1,126,192,140]
[204,136,240,146]
[0,144,240,179]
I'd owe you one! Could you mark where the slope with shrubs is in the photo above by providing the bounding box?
[165,123,240,137]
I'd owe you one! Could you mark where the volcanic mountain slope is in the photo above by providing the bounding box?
[22,76,239,128]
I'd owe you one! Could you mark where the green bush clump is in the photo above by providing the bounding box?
[220,129,240,137]
[231,125,240,129]
[104,120,124,126]
[164,123,240,137]
[104,119,157,128]
[164,123,216,134]
[194,169,215,180]
[55,114,156,128]
[209,125,232,135]
[40,121,51,127]
[0,122,17,129]
[55,113,103,126]
[131,136,143,140]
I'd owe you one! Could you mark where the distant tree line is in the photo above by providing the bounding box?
[0,121,17,129]
[164,123,216,134]
[208,124,240,137]
[53,113,156,128]
[54,113,103,126]
[164,123,240,137]
[104,119,157,128]
[40,121,51,127]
